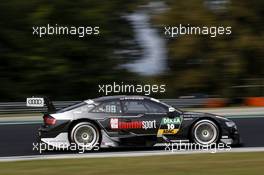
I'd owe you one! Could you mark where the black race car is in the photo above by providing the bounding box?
[37,95,240,150]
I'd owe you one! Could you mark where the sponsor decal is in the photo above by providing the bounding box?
[158,129,179,135]
[157,117,182,136]
[110,118,156,130]
[161,117,181,125]
[142,120,157,130]
[110,118,119,129]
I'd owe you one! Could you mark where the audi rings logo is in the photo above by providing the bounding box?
[26,98,44,107]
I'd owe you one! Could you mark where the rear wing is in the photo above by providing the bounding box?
[26,97,56,113]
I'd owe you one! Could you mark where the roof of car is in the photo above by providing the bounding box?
[92,95,152,102]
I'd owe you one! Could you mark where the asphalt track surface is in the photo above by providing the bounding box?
[0,117,264,157]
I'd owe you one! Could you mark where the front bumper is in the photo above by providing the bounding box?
[220,122,240,145]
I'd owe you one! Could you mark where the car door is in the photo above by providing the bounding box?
[119,99,167,136]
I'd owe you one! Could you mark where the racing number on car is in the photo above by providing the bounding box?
[157,117,182,137]
[105,105,116,113]
[167,124,175,130]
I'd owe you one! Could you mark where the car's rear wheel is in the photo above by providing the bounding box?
[70,122,100,150]
[191,119,219,146]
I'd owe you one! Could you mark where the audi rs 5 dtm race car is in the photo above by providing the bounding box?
[27,95,240,150]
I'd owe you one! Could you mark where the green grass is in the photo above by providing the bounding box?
[0,152,264,175]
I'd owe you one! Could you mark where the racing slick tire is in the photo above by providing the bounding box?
[191,119,219,146]
[70,122,101,151]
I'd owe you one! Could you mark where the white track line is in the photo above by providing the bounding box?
[1,147,264,162]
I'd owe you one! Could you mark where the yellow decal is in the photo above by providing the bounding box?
[157,129,179,136]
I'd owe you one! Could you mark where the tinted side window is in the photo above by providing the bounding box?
[144,100,168,113]
[92,100,121,113]
[122,100,148,114]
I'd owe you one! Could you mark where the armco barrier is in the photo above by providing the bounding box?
[0,98,220,114]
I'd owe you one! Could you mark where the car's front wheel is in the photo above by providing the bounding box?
[191,119,219,146]
[70,122,100,150]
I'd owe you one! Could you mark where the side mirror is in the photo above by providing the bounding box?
[168,107,176,112]
[167,111,175,118]
[167,107,176,118]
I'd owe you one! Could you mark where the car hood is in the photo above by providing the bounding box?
[182,111,230,121]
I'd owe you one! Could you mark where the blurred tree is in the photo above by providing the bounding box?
[0,0,263,101]
[0,0,146,101]
[155,0,264,98]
